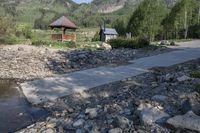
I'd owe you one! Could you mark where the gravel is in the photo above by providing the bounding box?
[0,44,172,80]
[16,59,200,133]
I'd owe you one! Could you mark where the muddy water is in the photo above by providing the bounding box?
[0,80,48,133]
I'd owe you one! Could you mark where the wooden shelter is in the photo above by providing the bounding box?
[49,16,78,42]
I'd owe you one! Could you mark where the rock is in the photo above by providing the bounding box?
[85,108,98,119]
[46,123,56,128]
[41,128,55,133]
[113,116,130,129]
[76,129,84,133]
[151,82,159,87]
[181,99,192,114]
[89,127,100,133]
[108,128,122,133]
[101,42,112,50]
[177,75,191,82]
[170,41,175,46]
[181,97,200,115]
[165,73,174,81]
[152,95,168,103]
[160,40,170,45]
[167,111,200,132]
[137,103,170,125]
[18,47,24,51]
[73,119,85,128]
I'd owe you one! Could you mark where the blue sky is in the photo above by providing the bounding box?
[73,0,92,4]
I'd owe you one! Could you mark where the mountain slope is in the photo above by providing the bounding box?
[91,0,177,13]
[0,0,178,28]
[0,0,77,24]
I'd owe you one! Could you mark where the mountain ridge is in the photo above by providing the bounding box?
[0,0,178,27]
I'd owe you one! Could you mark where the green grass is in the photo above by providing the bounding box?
[190,71,200,79]
[29,28,101,50]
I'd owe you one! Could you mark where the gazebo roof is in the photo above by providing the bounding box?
[49,16,77,29]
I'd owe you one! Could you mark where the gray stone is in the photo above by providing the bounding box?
[113,116,130,129]
[177,75,191,82]
[85,108,98,119]
[101,42,112,50]
[165,73,174,81]
[76,129,84,133]
[73,119,85,127]
[167,111,200,132]
[108,128,122,133]
[18,47,24,51]
[181,99,192,114]
[152,95,168,103]
[41,128,55,133]
[137,103,170,125]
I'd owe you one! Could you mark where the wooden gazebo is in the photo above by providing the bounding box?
[49,16,78,42]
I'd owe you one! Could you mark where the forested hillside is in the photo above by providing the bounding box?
[0,0,178,28]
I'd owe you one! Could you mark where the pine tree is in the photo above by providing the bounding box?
[127,0,167,41]
[163,0,200,39]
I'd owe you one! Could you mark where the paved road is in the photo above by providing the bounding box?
[21,40,200,105]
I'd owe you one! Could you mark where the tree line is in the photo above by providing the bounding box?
[114,0,200,41]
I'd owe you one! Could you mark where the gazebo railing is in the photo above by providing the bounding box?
[51,34,76,42]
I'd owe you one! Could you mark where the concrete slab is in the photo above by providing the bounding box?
[20,40,200,105]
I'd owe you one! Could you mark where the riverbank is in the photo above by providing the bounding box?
[0,44,172,80]
[17,59,200,133]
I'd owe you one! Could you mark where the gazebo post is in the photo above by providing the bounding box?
[61,27,65,42]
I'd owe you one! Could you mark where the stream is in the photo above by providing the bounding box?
[0,80,48,133]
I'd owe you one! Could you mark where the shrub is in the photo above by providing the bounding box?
[190,71,200,79]
[0,35,18,44]
[31,39,77,48]
[16,23,33,39]
[31,39,49,46]
[188,24,200,39]
[0,16,17,44]
[92,31,100,42]
[195,84,200,93]
[0,16,16,37]
[108,37,150,49]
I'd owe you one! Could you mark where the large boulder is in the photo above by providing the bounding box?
[167,111,200,132]
[137,103,170,125]
[101,42,112,50]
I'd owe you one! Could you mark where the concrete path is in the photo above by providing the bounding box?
[20,40,200,105]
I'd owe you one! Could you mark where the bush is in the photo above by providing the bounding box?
[0,35,18,44]
[92,31,100,42]
[195,84,200,93]
[16,23,33,39]
[0,16,16,37]
[31,39,77,48]
[108,37,150,49]
[190,71,200,79]
[188,24,200,39]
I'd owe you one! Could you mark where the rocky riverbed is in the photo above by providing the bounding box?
[17,59,200,133]
[0,44,172,80]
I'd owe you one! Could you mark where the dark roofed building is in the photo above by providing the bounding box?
[49,16,77,29]
[49,16,78,42]
[100,27,118,42]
